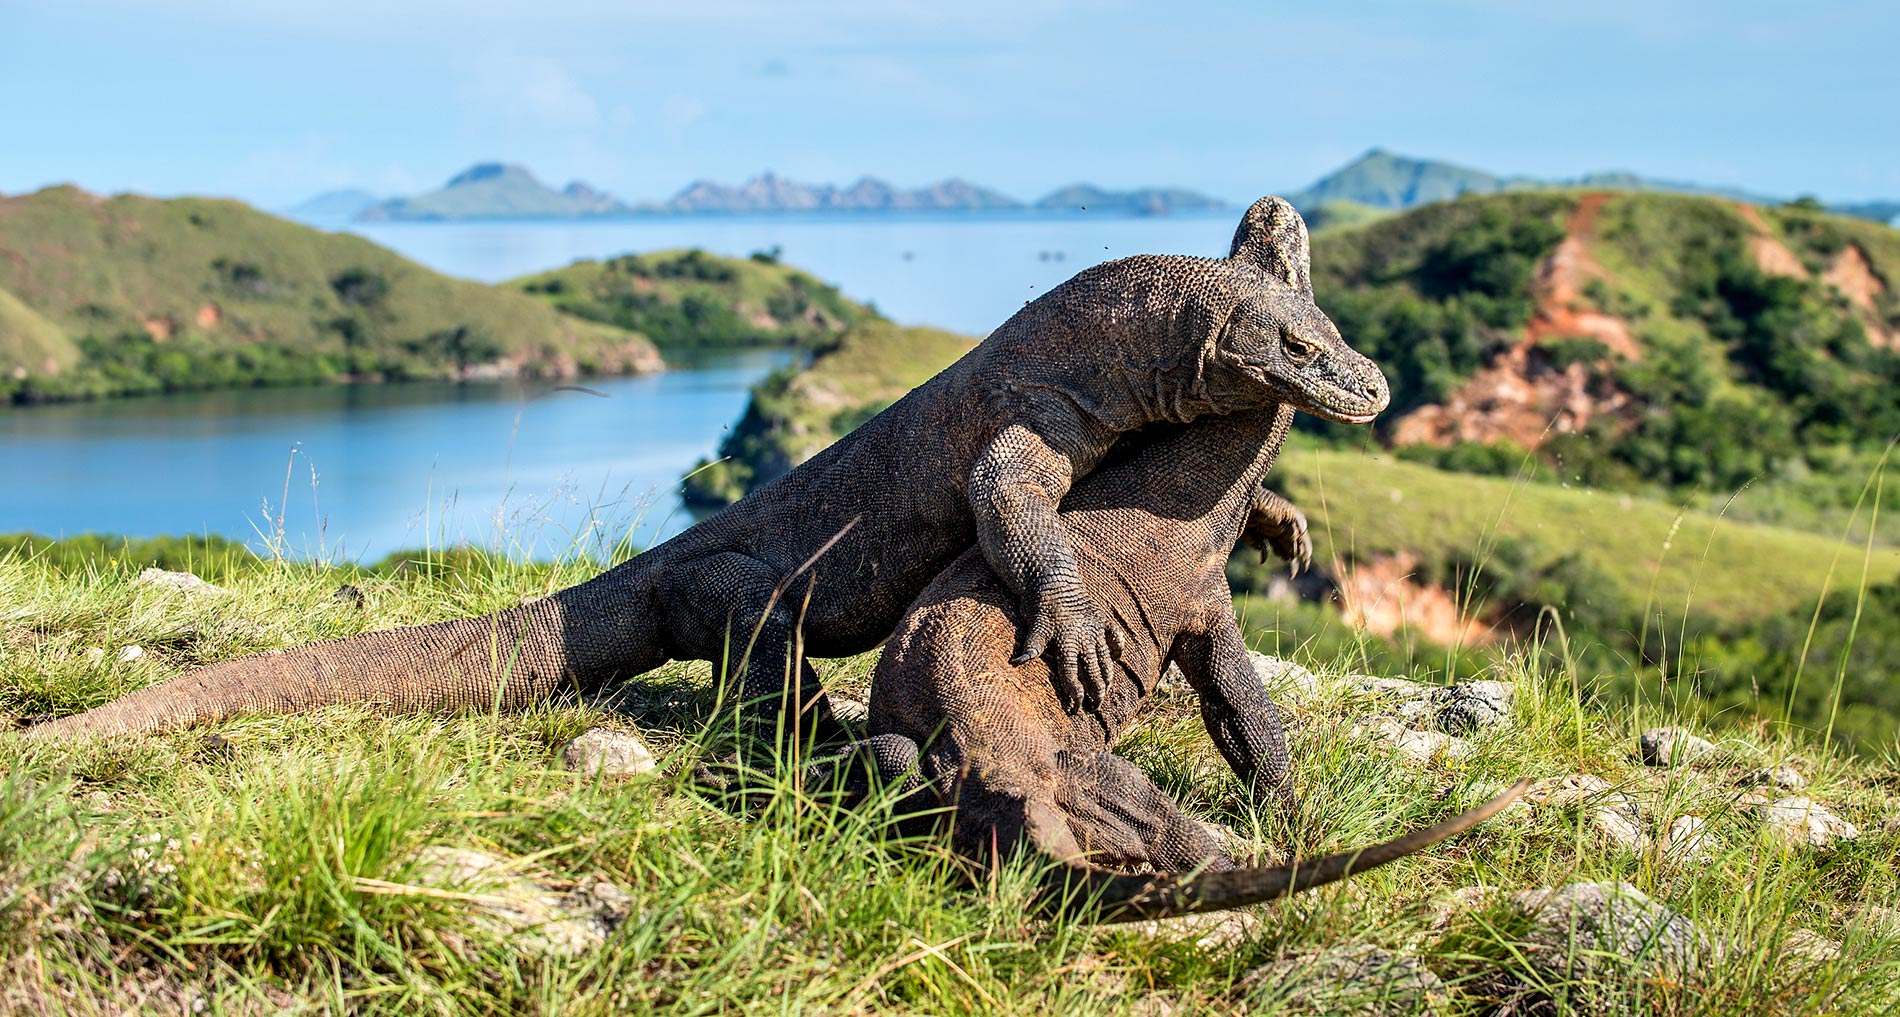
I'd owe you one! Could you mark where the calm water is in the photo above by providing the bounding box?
[347,210,1237,335]
[4,212,1244,557]
[1,351,790,561]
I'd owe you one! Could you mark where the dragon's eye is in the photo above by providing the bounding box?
[1283,332,1318,362]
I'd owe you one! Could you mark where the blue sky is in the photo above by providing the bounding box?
[3,0,1895,208]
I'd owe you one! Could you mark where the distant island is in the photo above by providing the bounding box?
[301,164,1231,223]
[290,152,1899,227]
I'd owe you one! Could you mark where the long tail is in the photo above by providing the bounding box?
[1044,779,1529,923]
[20,560,667,742]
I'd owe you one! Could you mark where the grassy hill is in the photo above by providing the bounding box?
[0,186,660,404]
[512,248,877,352]
[1,540,1895,1013]
[1305,191,1900,519]
[681,319,978,505]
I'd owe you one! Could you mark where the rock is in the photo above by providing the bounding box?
[1348,715,1470,765]
[332,584,367,608]
[1526,774,1649,849]
[1783,929,1842,964]
[407,846,630,956]
[1349,675,1513,734]
[117,645,145,663]
[1755,796,1859,848]
[1248,651,1320,699]
[1638,727,1715,767]
[1852,906,1900,938]
[134,567,226,598]
[1124,909,1258,949]
[559,728,657,777]
[1426,885,1504,934]
[1660,815,1713,861]
[1431,681,1514,735]
[829,696,870,726]
[84,646,106,665]
[1503,882,1714,1013]
[1241,943,1447,1016]
[1737,765,1806,792]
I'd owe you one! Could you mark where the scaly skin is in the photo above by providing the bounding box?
[853,404,1525,921]
[22,197,1389,749]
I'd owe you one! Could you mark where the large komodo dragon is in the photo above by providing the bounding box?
[23,196,1389,746]
[837,402,1527,921]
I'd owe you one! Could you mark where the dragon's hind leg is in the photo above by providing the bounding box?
[1056,751,1238,873]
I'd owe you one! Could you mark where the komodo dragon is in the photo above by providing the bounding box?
[830,402,1526,921]
[23,197,1390,747]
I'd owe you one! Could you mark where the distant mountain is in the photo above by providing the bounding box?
[1833,199,1900,226]
[645,172,1022,213]
[285,188,381,223]
[1032,184,1227,215]
[1287,149,1508,211]
[357,163,630,221]
[1285,148,1787,214]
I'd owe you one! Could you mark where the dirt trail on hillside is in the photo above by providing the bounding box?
[1392,192,1634,449]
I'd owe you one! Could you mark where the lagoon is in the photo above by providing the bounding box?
[3,211,1243,558]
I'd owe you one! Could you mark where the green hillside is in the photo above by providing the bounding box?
[513,248,876,352]
[1303,191,1900,509]
[681,319,977,505]
[0,186,660,403]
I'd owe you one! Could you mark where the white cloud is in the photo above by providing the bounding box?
[464,51,601,130]
[660,95,707,128]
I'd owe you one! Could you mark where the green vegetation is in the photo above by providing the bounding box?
[0,186,659,404]
[2,539,1896,1013]
[682,320,976,505]
[1305,192,1574,424]
[514,248,876,352]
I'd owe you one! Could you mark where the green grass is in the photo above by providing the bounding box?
[1277,445,1900,627]
[512,248,876,352]
[0,186,659,400]
[682,320,978,505]
[3,540,1898,1014]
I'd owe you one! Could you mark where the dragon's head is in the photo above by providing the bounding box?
[1210,196,1388,424]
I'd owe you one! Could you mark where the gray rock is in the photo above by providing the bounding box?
[1348,715,1471,765]
[1638,727,1716,767]
[1855,906,1900,939]
[134,567,226,598]
[1783,929,1842,964]
[1660,815,1714,862]
[1526,774,1649,849]
[1248,651,1320,699]
[1755,796,1859,848]
[1433,681,1514,735]
[117,644,146,663]
[1737,765,1806,792]
[1426,885,1505,934]
[1124,909,1258,949]
[829,695,870,726]
[408,846,630,956]
[1503,882,1714,1013]
[1242,943,1447,1016]
[559,727,657,777]
[1349,675,1513,735]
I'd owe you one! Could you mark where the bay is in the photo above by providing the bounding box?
[3,211,1243,559]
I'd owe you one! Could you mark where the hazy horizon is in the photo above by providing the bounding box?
[4,1,1897,208]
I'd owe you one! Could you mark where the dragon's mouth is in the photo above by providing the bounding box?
[1241,364,1383,424]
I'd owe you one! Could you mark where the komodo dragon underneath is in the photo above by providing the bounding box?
[828,401,1526,921]
[23,196,1389,748]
